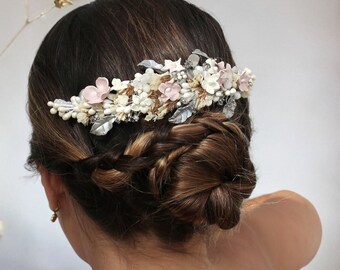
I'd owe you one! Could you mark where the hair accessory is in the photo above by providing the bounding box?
[47,49,255,136]
[50,207,60,222]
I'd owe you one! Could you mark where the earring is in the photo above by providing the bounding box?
[50,207,60,222]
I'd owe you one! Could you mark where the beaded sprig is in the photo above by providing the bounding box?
[47,49,255,136]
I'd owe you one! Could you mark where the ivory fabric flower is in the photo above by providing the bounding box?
[81,77,110,104]
[111,79,129,91]
[133,69,154,93]
[131,92,153,114]
[162,59,185,73]
[76,112,89,125]
[158,80,181,102]
[115,94,131,115]
[201,73,221,94]
[205,58,218,74]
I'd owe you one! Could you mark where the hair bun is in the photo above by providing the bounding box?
[148,115,256,229]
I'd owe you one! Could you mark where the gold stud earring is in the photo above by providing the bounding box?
[50,207,60,222]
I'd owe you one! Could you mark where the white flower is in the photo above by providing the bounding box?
[133,70,154,92]
[206,58,217,67]
[116,95,129,106]
[111,79,129,91]
[205,58,219,74]
[149,73,163,91]
[76,112,89,125]
[131,92,154,114]
[201,73,221,94]
[114,94,131,115]
[161,59,185,73]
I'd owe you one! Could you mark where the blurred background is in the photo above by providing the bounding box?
[0,0,339,269]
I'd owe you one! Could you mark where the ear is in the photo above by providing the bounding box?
[37,164,65,211]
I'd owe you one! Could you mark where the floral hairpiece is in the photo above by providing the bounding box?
[47,49,255,136]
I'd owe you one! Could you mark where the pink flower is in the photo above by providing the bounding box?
[238,72,251,92]
[81,77,110,104]
[158,80,181,102]
[218,64,233,90]
[217,61,226,71]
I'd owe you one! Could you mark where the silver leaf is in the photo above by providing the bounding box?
[186,69,195,80]
[168,101,195,124]
[137,60,164,71]
[90,116,116,136]
[185,54,200,68]
[192,49,210,59]
[223,96,237,119]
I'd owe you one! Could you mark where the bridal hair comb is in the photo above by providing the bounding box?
[47,49,255,136]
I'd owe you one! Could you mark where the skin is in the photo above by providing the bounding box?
[39,165,322,270]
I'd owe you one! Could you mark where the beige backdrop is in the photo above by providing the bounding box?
[0,0,339,269]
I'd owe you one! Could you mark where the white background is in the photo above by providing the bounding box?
[0,0,339,269]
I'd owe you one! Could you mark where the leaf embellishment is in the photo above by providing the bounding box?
[137,60,164,71]
[223,96,237,119]
[90,116,117,136]
[192,49,210,59]
[185,54,200,68]
[168,101,195,124]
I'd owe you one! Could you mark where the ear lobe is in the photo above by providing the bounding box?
[37,164,64,211]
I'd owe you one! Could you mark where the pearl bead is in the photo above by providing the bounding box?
[58,107,68,112]
[181,83,190,89]
[62,112,72,121]
[50,108,57,114]
[215,91,223,97]
[104,109,112,115]
[183,92,193,99]
[88,109,96,115]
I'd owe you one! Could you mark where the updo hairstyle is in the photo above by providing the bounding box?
[27,0,256,244]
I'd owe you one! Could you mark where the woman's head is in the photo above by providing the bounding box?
[27,0,256,245]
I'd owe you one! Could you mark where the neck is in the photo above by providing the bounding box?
[59,196,240,270]
[81,230,226,270]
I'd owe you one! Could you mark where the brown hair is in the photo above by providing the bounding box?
[27,0,256,244]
